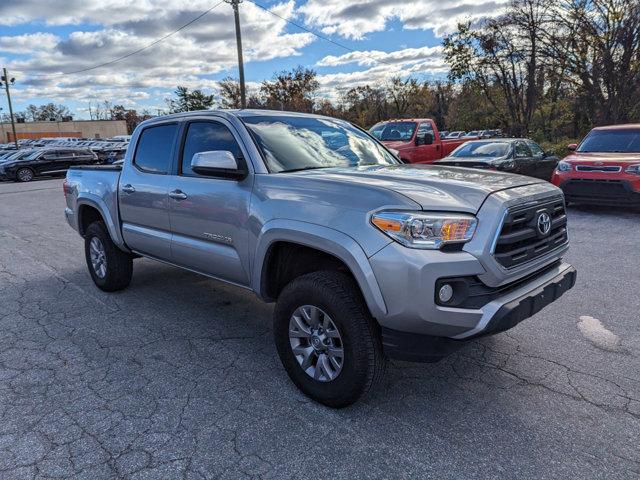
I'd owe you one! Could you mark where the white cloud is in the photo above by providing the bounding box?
[0,33,59,54]
[317,45,444,67]
[0,0,504,116]
[299,0,509,39]
[2,1,315,114]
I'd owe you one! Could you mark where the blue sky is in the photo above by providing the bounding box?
[0,0,506,118]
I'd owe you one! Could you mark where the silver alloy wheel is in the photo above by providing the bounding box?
[289,305,344,382]
[89,237,107,279]
[17,168,33,182]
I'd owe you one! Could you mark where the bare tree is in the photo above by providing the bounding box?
[547,0,640,124]
[444,0,556,135]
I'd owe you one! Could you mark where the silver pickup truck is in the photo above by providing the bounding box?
[63,110,576,407]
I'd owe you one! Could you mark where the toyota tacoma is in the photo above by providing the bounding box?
[63,110,576,407]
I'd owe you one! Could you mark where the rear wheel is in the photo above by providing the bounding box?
[16,167,34,182]
[84,222,133,292]
[273,271,386,408]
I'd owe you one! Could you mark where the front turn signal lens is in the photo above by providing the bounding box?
[371,211,477,249]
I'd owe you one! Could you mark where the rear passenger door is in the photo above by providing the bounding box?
[119,122,179,260]
[168,118,253,285]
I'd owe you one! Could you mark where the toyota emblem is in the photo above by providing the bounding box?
[537,212,552,235]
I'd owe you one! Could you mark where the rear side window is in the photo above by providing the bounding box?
[181,121,242,176]
[134,124,178,173]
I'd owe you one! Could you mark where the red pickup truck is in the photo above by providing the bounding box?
[551,124,640,206]
[369,119,473,164]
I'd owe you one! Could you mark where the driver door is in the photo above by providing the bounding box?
[412,122,440,164]
[526,140,558,180]
[168,118,253,286]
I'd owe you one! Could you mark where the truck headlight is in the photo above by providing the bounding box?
[625,164,640,175]
[371,211,477,249]
[557,161,571,172]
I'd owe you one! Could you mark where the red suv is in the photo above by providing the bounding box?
[551,124,640,206]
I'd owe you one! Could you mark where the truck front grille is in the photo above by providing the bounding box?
[493,197,567,269]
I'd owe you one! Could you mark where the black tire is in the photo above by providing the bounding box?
[84,222,133,292]
[15,167,35,182]
[274,271,386,408]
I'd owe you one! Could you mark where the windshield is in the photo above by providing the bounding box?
[450,141,511,158]
[243,115,399,173]
[578,129,640,153]
[369,122,417,142]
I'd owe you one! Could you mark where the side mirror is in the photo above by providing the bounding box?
[567,143,577,151]
[191,151,246,179]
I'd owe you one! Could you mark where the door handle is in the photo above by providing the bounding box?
[169,189,188,200]
[122,184,136,194]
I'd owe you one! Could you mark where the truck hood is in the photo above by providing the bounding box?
[289,164,544,212]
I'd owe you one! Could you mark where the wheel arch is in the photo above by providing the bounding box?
[76,195,129,252]
[252,220,387,320]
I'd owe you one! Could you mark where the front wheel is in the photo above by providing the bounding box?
[273,271,386,408]
[84,222,133,292]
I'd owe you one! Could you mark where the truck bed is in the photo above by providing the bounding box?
[64,165,124,247]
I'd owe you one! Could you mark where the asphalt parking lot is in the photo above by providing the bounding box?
[0,178,639,479]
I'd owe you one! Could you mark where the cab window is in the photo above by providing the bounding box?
[133,123,178,174]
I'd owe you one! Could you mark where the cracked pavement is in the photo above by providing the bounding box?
[0,178,639,479]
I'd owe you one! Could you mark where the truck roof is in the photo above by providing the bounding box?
[142,109,336,123]
[592,123,640,130]
[135,109,348,133]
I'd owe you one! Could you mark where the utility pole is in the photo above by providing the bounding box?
[225,0,246,108]
[1,68,18,149]
[0,108,5,144]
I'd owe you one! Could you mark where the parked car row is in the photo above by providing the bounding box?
[0,147,100,182]
[0,136,130,182]
[441,129,502,139]
[1,137,130,164]
[372,117,639,208]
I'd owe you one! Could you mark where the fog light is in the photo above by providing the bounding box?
[438,284,454,303]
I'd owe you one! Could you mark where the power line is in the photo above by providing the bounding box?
[248,0,397,68]
[21,1,225,78]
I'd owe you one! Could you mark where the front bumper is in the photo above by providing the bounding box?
[379,264,576,362]
[558,179,640,206]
